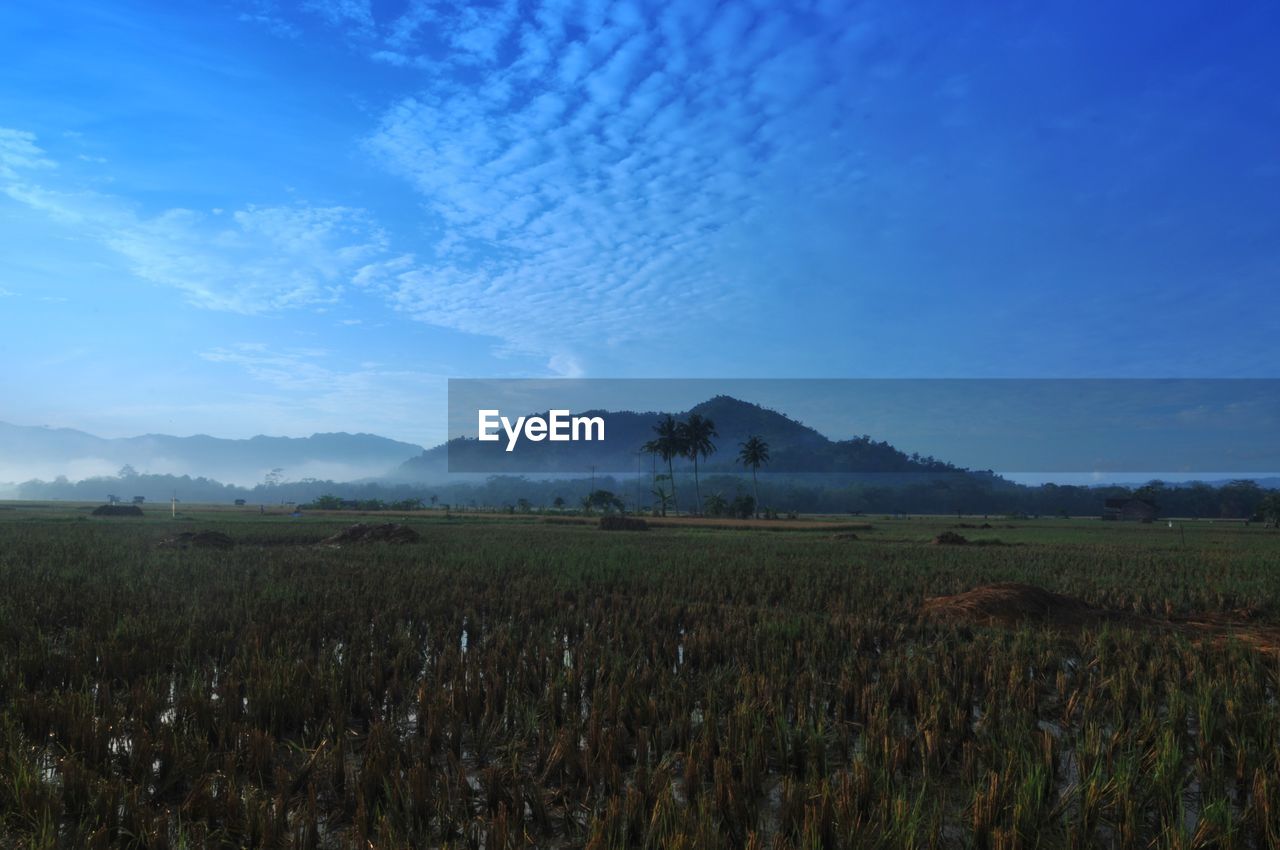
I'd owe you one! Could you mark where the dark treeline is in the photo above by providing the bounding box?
[13,471,1278,519]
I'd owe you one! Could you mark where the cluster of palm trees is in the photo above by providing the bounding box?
[642,414,771,516]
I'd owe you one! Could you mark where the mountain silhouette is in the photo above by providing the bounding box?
[391,395,964,480]
[0,421,424,487]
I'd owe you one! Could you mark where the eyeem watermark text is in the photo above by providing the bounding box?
[477,409,605,452]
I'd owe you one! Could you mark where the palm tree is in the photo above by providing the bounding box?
[651,484,674,516]
[641,438,661,505]
[651,415,685,515]
[679,413,718,514]
[737,435,770,518]
[642,438,677,516]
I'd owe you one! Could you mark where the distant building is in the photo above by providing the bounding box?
[234,499,246,506]
[132,496,145,505]
[107,494,119,504]
[1103,498,1157,522]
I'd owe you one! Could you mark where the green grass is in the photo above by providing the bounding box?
[1,507,1278,848]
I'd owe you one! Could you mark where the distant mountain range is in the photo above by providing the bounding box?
[389,395,968,481]
[0,421,424,488]
[4,396,1277,493]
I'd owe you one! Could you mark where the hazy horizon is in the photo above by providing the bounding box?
[4,376,1279,489]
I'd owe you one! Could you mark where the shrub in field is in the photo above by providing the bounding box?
[158,531,235,549]
[323,522,420,545]
[598,515,649,531]
[90,504,144,517]
[730,495,755,519]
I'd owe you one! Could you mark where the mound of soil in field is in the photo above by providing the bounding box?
[932,531,969,545]
[323,523,420,546]
[926,584,1280,652]
[922,583,1114,629]
[159,531,234,550]
[832,532,859,540]
[599,516,649,531]
[92,504,144,517]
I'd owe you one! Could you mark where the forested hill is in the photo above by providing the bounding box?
[391,395,964,480]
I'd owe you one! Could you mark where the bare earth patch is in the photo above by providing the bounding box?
[923,582,1280,652]
[921,582,1115,628]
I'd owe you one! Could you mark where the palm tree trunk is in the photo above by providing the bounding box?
[668,456,679,515]
[693,456,701,515]
[650,451,658,513]
[752,466,759,518]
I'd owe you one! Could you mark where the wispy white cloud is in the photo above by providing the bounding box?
[302,0,375,34]
[199,342,448,444]
[235,0,301,37]
[201,343,339,390]
[348,0,870,369]
[223,1,874,371]
[0,128,55,179]
[2,131,389,314]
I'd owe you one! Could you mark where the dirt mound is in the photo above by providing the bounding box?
[925,584,1280,652]
[159,531,234,550]
[599,516,649,531]
[932,531,969,545]
[323,523,420,546]
[922,583,1115,629]
[92,504,144,517]
[832,532,859,540]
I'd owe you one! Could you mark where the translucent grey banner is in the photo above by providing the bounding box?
[446,379,1280,475]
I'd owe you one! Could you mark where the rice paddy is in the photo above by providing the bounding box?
[2,506,1278,848]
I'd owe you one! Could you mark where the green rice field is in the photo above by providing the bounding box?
[2,504,1278,848]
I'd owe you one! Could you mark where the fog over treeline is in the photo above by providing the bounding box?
[5,397,1277,518]
[11,468,1277,519]
[0,421,424,488]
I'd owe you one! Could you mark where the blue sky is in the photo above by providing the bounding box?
[1,0,1277,448]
